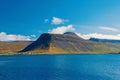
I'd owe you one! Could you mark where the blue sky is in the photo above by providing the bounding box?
[0,0,120,41]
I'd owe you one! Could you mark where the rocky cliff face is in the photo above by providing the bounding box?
[20,32,120,54]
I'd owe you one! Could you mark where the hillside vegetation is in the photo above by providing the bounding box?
[0,41,32,55]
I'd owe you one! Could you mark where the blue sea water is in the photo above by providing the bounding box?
[0,54,120,80]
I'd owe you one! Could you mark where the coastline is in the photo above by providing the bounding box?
[0,52,119,56]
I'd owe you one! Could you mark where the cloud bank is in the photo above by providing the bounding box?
[48,25,120,40]
[52,17,68,25]
[49,25,75,34]
[99,26,119,32]
[45,17,120,40]
[0,32,31,41]
[77,33,120,40]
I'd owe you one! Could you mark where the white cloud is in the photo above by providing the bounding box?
[49,25,75,34]
[52,17,68,25]
[0,32,31,41]
[30,35,36,37]
[49,25,120,40]
[99,26,119,32]
[44,19,49,23]
[76,33,120,40]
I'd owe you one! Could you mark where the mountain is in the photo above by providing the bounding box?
[89,38,120,43]
[0,41,32,55]
[89,38,120,47]
[20,32,120,54]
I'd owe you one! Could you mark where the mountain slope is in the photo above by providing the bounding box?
[0,41,32,54]
[89,38,120,48]
[20,32,120,54]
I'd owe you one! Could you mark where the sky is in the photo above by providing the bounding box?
[0,0,120,41]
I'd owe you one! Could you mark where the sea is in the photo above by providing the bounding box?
[0,54,120,80]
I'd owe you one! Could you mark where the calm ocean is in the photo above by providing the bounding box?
[0,54,119,80]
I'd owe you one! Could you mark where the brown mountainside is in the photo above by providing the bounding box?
[20,32,120,54]
[0,41,32,54]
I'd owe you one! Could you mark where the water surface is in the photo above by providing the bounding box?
[0,54,120,80]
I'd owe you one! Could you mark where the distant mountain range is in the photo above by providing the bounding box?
[89,38,120,47]
[89,38,120,43]
[20,32,120,54]
[0,32,120,55]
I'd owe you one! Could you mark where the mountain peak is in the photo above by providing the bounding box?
[20,33,120,54]
[64,32,76,35]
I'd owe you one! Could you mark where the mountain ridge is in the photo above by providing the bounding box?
[20,32,120,54]
[89,38,120,43]
[89,38,120,48]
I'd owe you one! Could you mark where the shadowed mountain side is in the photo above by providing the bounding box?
[20,33,51,52]
[20,32,120,54]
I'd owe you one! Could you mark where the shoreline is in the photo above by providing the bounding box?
[0,52,119,56]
